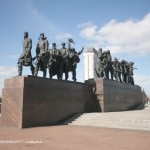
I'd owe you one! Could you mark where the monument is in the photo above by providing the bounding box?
[0,32,145,128]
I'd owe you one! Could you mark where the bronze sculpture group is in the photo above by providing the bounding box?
[18,32,136,84]
[95,48,136,85]
[17,32,84,81]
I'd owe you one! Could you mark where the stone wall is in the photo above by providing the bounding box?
[86,78,143,112]
[1,76,97,128]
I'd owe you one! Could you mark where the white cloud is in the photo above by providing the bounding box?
[78,22,98,40]
[78,13,150,55]
[80,25,97,40]
[55,33,72,40]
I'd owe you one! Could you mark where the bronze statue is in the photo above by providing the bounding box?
[68,47,84,81]
[99,50,113,80]
[94,47,136,84]
[105,50,113,80]
[63,38,83,81]
[17,32,34,76]
[112,57,122,82]
[120,60,128,83]
[60,42,70,80]
[48,43,63,79]
[127,62,136,85]
[95,48,104,78]
[34,33,49,78]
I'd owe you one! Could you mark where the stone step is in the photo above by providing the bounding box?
[68,119,150,125]
[63,104,150,131]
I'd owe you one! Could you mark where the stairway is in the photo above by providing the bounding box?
[63,104,150,131]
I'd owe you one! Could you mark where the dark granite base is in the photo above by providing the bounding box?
[1,76,143,128]
[1,76,96,128]
[86,78,143,112]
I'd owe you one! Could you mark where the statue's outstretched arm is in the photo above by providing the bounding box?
[78,47,84,55]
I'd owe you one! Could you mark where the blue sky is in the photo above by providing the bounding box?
[0,0,150,96]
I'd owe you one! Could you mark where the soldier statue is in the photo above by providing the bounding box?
[60,42,70,80]
[49,43,62,79]
[34,33,49,78]
[128,62,135,85]
[100,50,113,80]
[68,46,84,81]
[68,38,84,81]
[105,50,113,80]
[120,60,128,83]
[60,38,83,81]
[17,32,34,76]
[95,48,104,78]
[113,57,122,82]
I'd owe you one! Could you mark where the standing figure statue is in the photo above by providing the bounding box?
[66,38,84,81]
[34,33,49,78]
[105,50,113,80]
[60,42,70,80]
[125,61,130,83]
[48,43,63,79]
[95,48,104,78]
[68,47,84,81]
[128,62,135,85]
[17,32,34,76]
[120,60,128,83]
[113,57,122,82]
[101,50,113,80]
[101,51,108,78]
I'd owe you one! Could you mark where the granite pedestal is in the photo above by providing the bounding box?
[86,78,143,112]
[1,76,96,128]
[1,77,143,128]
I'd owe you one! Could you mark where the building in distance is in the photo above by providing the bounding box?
[83,47,98,81]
